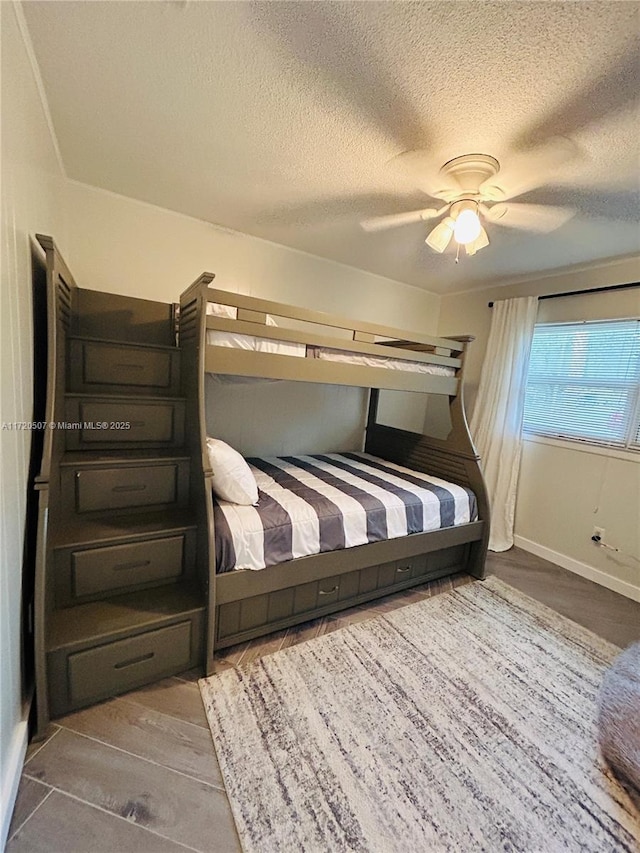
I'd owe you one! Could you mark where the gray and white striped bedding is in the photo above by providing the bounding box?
[214,452,477,574]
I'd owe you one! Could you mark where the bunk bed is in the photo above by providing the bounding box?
[179,274,490,674]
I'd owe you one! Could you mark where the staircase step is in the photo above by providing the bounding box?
[75,288,177,347]
[64,395,185,450]
[68,336,180,396]
[60,449,191,468]
[59,455,191,518]
[50,507,197,549]
[68,335,178,351]
[48,582,204,652]
[53,526,198,609]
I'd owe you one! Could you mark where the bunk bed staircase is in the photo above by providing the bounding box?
[32,237,206,739]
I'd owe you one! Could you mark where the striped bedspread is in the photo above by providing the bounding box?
[214,452,477,574]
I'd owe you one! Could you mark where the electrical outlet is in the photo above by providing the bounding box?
[592,526,605,542]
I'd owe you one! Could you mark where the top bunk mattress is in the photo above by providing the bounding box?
[214,452,477,573]
[206,304,455,377]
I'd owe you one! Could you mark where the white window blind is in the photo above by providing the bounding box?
[523,319,640,449]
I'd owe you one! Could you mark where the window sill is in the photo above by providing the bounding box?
[522,433,640,462]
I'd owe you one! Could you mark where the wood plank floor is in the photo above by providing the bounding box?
[8,548,639,852]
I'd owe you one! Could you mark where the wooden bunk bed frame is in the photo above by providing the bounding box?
[180,274,490,673]
[29,238,488,736]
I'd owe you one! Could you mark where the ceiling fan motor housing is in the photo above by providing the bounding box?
[437,154,501,199]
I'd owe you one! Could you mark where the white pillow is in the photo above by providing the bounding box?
[206,438,259,505]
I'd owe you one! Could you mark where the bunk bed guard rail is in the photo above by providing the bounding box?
[180,273,466,396]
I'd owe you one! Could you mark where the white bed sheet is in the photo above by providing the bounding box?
[308,346,455,377]
[206,302,306,357]
[205,302,455,376]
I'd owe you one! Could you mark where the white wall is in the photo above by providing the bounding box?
[64,179,441,454]
[64,180,441,329]
[0,2,67,844]
[206,378,368,457]
[438,258,640,600]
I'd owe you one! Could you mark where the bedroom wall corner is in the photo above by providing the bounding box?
[437,258,640,600]
[0,2,68,844]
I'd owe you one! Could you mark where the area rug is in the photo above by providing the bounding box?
[199,578,640,852]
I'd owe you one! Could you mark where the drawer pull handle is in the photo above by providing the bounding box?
[112,484,147,493]
[396,566,411,574]
[114,652,155,670]
[113,560,151,572]
[116,363,144,370]
[319,585,339,596]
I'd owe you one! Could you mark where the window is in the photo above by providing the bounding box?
[523,319,640,450]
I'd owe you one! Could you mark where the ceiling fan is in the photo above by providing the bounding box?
[361,147,577,257]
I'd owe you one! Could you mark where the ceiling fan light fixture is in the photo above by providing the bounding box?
[453,208,482,245]
[465,226,490,256]
[425,216,455,253]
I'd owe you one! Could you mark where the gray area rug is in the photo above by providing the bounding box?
[200,578,640,852]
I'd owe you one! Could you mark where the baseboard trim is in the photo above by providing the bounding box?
[513,536,640,603]
[1,719,28,849]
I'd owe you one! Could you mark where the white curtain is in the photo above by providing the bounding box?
[470,296,538,551]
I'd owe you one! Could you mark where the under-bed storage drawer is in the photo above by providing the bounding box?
[358,556,425,594]
[67,621,192,706]
[424,544,469,575]
[215,545,471,645]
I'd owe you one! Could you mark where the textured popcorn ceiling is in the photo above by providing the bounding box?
[23,1,640,294]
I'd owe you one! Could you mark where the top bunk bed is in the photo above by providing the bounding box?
[179,272,468,396]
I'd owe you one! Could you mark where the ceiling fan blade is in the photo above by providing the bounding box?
[486,203,576,232]
[387,149,461,200]
[360,206,445,232]
[480,138,579,202]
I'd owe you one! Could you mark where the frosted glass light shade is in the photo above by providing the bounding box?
[454,209,482,245]
[425,217,455,253]
[465,226,490,256]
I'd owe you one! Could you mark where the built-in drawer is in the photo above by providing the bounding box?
[426,544,468,574]
[65,398,185,448]
[68,339,179,394]
[218,570,352,640]
[68,621,192,706]
[75,464,179,513]
[215,544,469,647]
[338,570,360,601]
[72,536,185,598]
[377,561,410,587]
[293,581,319,614]
[53,528,197,606]
[317,575,340,606]
[358,564,379,594]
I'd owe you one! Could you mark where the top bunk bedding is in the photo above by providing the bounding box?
[205,302,456,378]
[213,452,478,574]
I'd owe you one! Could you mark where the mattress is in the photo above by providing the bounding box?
[205,302,455,377]
[206,302,306,357]
[308,346,455,377]
[214,452,477,573]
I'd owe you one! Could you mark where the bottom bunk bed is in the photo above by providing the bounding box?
[212,444,487,649]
